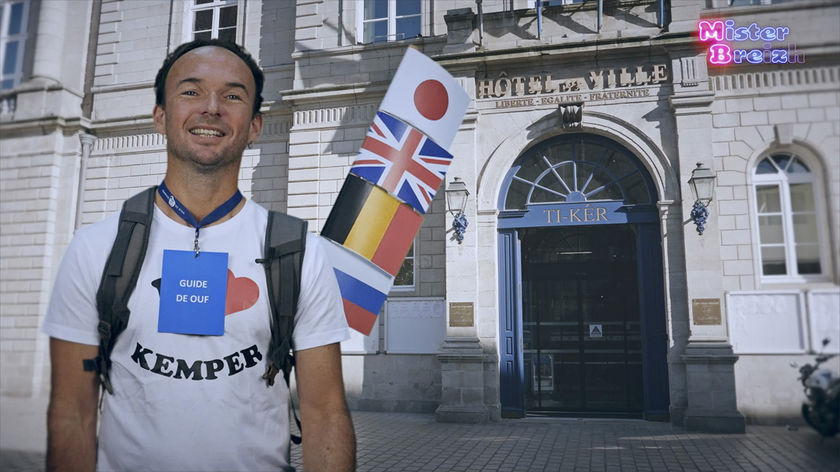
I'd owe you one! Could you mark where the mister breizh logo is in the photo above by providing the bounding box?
[697,18,805,66]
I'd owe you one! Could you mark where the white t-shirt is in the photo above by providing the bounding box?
[42,199,350,472]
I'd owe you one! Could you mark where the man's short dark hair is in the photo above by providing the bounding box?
[154,39,264,117]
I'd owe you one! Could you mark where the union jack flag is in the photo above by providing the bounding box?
[349,111,453,214]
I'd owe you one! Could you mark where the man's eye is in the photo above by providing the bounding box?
[227,94,242,101]
[182,90,198,96]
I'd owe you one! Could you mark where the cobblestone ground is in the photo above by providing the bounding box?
[292,412,838,472]
[4,411,838,471]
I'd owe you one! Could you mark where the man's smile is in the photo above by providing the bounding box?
[189,127,225,137]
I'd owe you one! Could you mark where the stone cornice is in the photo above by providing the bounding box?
[281,82,388,103]
[0,116,90,137]
[291,36,446,61]
[669,90,716,114]
[92,133,165,153]
[91,80,153,94]
[436,33,688,68]
[292,103,378,130]
[260,119,293,138]
[710,65,840,98]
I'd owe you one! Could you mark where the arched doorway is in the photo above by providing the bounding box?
[498,133,669,419]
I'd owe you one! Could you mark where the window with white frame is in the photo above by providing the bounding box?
[393,242,415,288]
[359,0,421,44]
[0,0,29,90]
[753,152,827,279]
[190,0,238,42]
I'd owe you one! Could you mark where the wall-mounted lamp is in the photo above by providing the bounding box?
[687,162,716,235]
[445,177,470,244]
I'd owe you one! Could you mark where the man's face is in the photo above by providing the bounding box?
[153,46,262,173]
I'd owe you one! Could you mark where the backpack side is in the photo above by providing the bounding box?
[84,186,157,394]
[259,210,307,388]
[259,210,307,445]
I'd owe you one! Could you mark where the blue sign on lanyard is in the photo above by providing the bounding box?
[158,181,243,256]
[159,249,229,336]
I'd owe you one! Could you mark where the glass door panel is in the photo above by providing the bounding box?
[521,224,643,414]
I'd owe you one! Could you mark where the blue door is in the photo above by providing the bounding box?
[498,229,524,417]
[497,134,669,418]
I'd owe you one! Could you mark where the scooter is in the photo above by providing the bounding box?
[797,338,840,437]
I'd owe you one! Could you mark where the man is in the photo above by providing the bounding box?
[42,39,355,471]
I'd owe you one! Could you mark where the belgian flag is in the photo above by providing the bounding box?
[322,173,423,277]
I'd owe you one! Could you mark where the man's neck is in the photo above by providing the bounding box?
[157,166,244,225]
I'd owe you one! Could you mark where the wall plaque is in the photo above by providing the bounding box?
[386,298,445,354]
[693,298,722,325]
[449,302,474,327]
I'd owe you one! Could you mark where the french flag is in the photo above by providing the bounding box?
[322,238,394,335]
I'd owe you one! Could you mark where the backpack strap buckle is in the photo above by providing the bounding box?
[262,362,280,386]
[99,373,114,395]
[97,320,112,340]
[82,355,114,394]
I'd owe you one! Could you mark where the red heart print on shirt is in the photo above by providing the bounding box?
[225,269,258,315]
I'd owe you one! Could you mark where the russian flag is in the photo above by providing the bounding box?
[322,238,394,335]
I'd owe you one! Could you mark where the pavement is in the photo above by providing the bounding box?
[2,395,838,471]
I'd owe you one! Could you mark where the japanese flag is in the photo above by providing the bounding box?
[378,47,470,149]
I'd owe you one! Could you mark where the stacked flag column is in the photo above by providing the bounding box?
[320,48,470,336]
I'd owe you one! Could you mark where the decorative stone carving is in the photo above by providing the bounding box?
[680,57,701,87]
[559,101,583,128]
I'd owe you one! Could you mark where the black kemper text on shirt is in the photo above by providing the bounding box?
[130,342,263,380]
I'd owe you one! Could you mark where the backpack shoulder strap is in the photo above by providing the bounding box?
[258,210,307,388]
[83,186,156,394]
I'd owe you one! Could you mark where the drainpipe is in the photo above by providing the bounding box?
[75,134,96,230]
[81,0,101,118]
[597,0,603,33]
[658,0,665,29]
[476,0,484,47]
[338,0,343,46]
[77,0,102,231]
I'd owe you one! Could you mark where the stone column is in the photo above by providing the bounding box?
[658,200,689,425]
[669,53,745,434]
[435,103,490,423]
[435,180,489,422]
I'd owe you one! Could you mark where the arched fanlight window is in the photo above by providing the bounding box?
[753,152,826,278]
[503,135,655,210]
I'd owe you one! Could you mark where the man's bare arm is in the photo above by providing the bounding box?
[47,338,100,472]
[295,342,356,471]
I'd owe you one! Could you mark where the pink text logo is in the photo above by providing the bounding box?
[697,19,804,65]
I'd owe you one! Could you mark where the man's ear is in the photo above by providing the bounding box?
[248,113,263,144]
[153,105,166,135]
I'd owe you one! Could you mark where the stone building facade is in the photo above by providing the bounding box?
[1,0,838,432]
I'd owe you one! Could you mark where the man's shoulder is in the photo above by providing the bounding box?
[72,211,121,250]
[256,203,308,224]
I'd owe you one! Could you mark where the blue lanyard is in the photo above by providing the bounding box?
[158,181,243,257]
